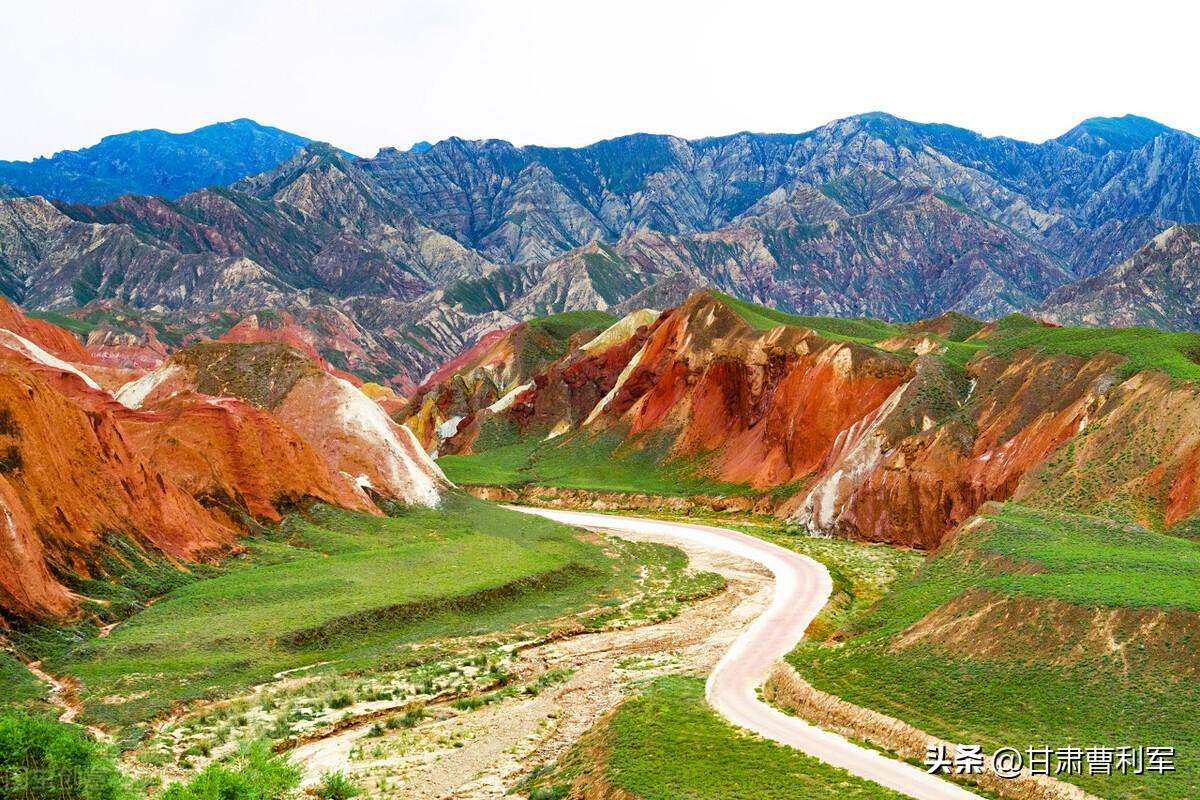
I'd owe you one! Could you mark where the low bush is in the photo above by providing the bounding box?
[313,771,361,799]
[160,740,299,800]
[0,711,133,800]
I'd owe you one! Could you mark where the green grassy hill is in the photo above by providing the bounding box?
[786,503,1200,800]
[25,496,655,740]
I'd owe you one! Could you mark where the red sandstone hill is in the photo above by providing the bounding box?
[399,310,620,453]
[115,341,447,509]
[406,291,1200,549]
[0,350,235,620]
[0,301,446,622]
[0,300,94,364]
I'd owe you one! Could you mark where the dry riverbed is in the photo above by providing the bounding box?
[117,531,767,798]
[292,546,771,798]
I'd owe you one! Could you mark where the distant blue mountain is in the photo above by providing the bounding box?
[1053,114,1176,155]
[0,119,312,203]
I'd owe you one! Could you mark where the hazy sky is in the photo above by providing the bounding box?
[6,0,1198,160]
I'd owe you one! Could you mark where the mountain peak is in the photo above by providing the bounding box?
[0,119,312,203]
[1055,114,1176,154]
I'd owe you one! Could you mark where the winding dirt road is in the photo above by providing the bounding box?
[511,507,980,800]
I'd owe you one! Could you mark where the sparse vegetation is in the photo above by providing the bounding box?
[39,495,652,737]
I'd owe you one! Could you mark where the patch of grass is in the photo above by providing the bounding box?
[788,503,1200,800]
[980,315,1200,381]
[525,309,618,342]
[710,290,900,343]
[439,428,750,497]
[976,506,1200,609]
[0,650,48,711]
[581,248,653,306]
[46,495,646,737]
[531,676,908,799]
[25,309,97,336]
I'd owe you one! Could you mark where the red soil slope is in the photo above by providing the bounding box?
[0,299,93,364]
[0,351,236,620]
[417,290,1200,549]
[118,393,373,525]
[0,305,445,622]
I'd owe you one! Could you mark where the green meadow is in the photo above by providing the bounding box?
[439,427,750,497]
[787,504,1200,800]
[37,495,648,738]
[527,676,908,799]
[981,314,1200,381]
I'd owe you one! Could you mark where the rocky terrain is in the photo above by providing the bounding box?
[364,113,1199,276]
[1040,224,1200,328]
[0,300,445,623]
[412,291,1200,550]
[2,112,1200,395]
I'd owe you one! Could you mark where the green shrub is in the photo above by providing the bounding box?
[528,787,569,800]
[313,771,361,799]
[394,706,426,728]
[0,711,133,800]
[160,740,299,800]
[326,693,354,710]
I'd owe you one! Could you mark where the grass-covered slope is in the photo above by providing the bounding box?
[788,503,1200,800]
[527,676,909,800]
[0,652,48,710]
[712,290,902,342]
[981,313,1200,381]
[36,496,643,735]
[439,427,750,496]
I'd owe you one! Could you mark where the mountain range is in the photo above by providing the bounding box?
[407,290,1200,551]
[1,112,1199,391]
[0,119,312,204]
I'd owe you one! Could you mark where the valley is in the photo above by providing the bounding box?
[3,101,1200,800]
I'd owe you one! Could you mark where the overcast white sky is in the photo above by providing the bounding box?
[6,0,1197,160]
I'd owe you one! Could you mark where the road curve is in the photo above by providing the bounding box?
[509,507,979,800]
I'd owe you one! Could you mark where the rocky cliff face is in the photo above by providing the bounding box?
[579,296,910,488]
[416,291,1200,550]
[117,342,447,508]
[116,392,374,526]
[0,302,448,622]
[1040,225,1200,329]
[790,349,1123,548]
[399,310,619,452]
[0,333,237,620]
